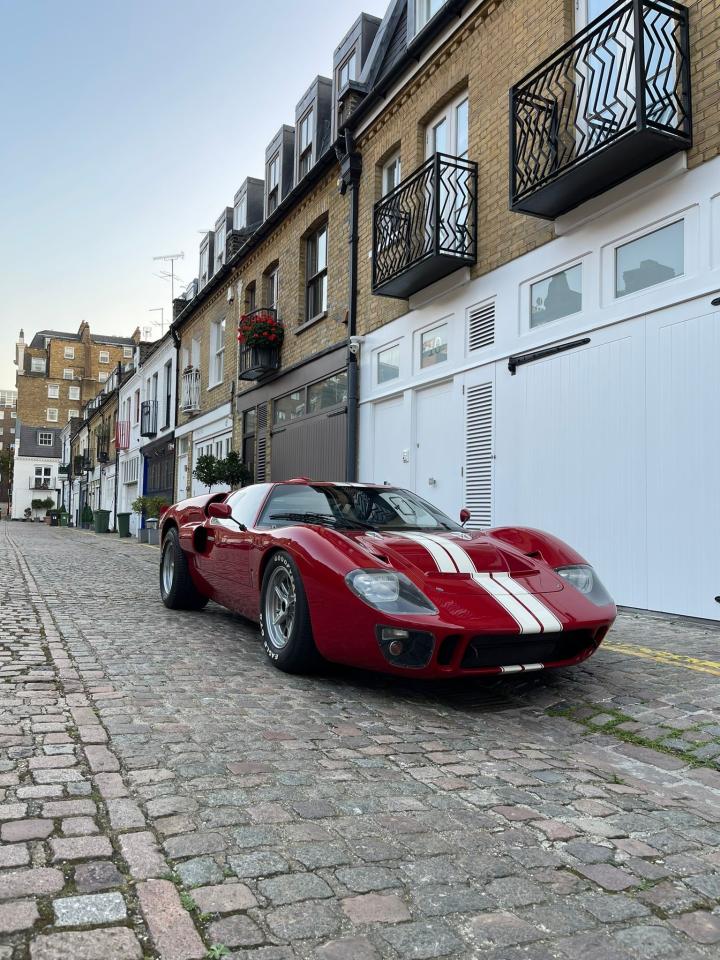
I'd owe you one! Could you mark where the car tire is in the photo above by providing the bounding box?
[260,551,319,673]
[160,528,209,611]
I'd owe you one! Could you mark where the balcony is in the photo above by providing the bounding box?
[115,420,130,450]
[509,0,691,219]
[372,153,478,299]
[29,478,56,490]
[180,368,201,413]
[140,400,158,438]
[239,309,282,381]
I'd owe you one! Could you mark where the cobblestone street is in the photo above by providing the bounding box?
[1,522,720,960]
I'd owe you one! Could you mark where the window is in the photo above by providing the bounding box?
[377,344,401,383]
[305,223,328,320]
[267,153,280,213]
[47,383,59,399]
[0,411,3,419]
[234,195,247,231]
[416,0,445,32]
[46,408,59,422]
[68,410,79,420]
[273,390,305,424]
[382,152,402,196]
[134,389,140,423]
[420,324,448,368]
[64,346,75,360]
[298,109,314,178]
[226,483,269,527]
[530,264,583,327]
[63,368,74,380]
[210,318,226,386]
[123,346,133,359]
[68,385,80,400]
[38,432,53,446]
[163,360,172,428]
[264,266,279,310]
[245,281,257,314]
[98,371,109,383]
[35,466,52,485]
[615,220,684,298]
[338,50,357,89]
[307,371,347,413]
[99,350,110,364]
[31,357,45,373]
[200,244,210,283]
[10,411,15,419]
[216,221,226,268]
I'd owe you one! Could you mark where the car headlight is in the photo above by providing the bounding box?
[556,564,613,606]
[345,569,438,615]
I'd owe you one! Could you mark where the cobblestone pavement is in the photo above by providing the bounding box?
[1,522,720,960]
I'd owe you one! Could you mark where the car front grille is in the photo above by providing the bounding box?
[460,630,595,669]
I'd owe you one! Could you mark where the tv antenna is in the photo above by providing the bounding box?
[152,252,184,302]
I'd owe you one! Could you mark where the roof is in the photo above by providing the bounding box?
[28,329,135,349]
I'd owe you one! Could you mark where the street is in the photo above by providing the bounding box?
[1,522,720,960]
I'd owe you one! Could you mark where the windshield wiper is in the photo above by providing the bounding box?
[269,512,375,531]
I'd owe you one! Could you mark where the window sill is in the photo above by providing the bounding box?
[295,312,327,335]
[206,380,224,392]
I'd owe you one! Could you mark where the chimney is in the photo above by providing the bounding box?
[15,329,25,372]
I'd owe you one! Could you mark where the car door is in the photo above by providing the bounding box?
[205,485,270,613]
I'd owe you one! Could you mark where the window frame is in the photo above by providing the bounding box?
[525,261,584,331]
[68,385,80,401]
[267,153,280,213]
[376,342,402,384]
[98,350,110,364]
[381,151,402,197]
[123,346,133,359]
[31,357,46,373]
[47,383,60,399]
[613,218,685,301]
[272,369,347,426]
[63,368,74,380]
[264,265,279,311]
[98,371,109,384]
[37,431,53,447]
[305,223,328,322]
[298,108,314,178]
[64,346,75,360]
[209,318,226,388]
[46,407,59,423]
[337,49,357,90]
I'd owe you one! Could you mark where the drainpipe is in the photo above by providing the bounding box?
[170,326,181,502]
[337,130,363,482]
[112,361,122,531]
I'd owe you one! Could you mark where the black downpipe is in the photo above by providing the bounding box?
[112,360,122,531]
[338,130,362,482]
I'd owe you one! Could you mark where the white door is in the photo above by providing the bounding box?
[371,394,408,488]
[494,321,648,608]
[414,379,462,518]
[646,300,720,619]
[176,454,188,502]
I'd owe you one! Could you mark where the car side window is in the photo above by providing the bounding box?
[227,485,271,528]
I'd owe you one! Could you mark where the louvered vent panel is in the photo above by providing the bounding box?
[256,402,268,482]
[467,299,495,352]
[464,382,493,528]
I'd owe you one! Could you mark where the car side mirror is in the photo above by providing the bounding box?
[460,508,471,527]
[207,502,232,520]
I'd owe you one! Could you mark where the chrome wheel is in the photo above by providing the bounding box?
[264,566,296,651]
[161,545,175,597]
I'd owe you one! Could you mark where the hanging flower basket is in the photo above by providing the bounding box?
[237,310,284,349]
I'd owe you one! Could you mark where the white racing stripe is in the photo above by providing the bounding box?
[491,573,563,633]
[472,573,542,634]
[422,534,476,573]
[392,532,456,573]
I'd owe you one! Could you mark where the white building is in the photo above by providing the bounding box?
[11,423,62,520]
[359,154,720,621]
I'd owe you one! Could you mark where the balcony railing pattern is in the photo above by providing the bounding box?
[510,0,691,218]
[140,400,158,438]
[372,152,478,299]
[239,309,282,382]
[181,368,201,413]
[115,420,130,450]
[29,478,55,490]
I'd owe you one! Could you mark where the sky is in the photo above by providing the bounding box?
[0,0,387,389]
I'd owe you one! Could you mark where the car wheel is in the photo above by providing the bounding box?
[160,528,209,610]
[260,551,318,673]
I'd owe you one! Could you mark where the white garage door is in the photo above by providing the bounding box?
[490,298,719,619]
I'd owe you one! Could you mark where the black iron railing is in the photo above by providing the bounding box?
[372,153,478,298]
[510,0,691,218]
[140,400,158,438]
[239,309,282,381]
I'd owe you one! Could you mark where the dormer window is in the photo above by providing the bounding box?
[31,357,45,373]
[234,195,247,231]
[267,154,280,213]
[215,220,226,268]
[415,0,445,32]
[298,110,314,178]
[338,50,356,90]
[200,245,210,284]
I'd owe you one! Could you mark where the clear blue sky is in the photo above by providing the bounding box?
[0,0,386,388]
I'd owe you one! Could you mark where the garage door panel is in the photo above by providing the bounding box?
[646,305,720,618]
[495,323,647,608]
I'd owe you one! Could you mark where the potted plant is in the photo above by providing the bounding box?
[81,504,94,529]
[217,450,252,490]
[131,495,149,542]
[23,507,31,522]
[237,311,283,378]
[31,497,45,521]
[193,454,221,491]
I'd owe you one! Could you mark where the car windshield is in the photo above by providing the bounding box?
[258,484,460,532]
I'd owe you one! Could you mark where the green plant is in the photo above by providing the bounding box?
[194,454,221,490]
[206,947,230,959]
[42,497,54,510]
[217,450,252,489]
[81,504,94,523]
[131,495,147,514]
[31,498,45,510]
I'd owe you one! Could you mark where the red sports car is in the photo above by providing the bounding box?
[159,479,615,677]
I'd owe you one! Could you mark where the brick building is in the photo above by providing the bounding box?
[0,388,18,514]
[167,0,718,618]
[11,323,137,519]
